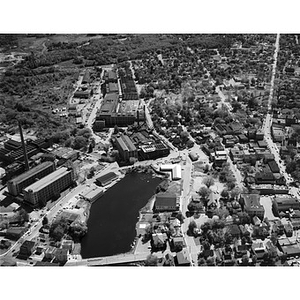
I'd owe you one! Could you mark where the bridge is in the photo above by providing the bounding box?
[66,252,163,266]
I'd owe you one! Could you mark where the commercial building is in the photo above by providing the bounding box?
[240,194,265,219]
[271,125,285,142]
[154,193,178,212]
[268,160,280,173]
[19,240,35,258]
[23,167,75,207]
[7,161,55,196]
[115,134,138,161]
[95,172,118,187]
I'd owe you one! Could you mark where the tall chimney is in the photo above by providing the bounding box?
[18,120,29,171]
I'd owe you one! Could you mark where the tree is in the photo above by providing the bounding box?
[221,188,229,199]
[202,176,215,188]
[187,201,204,213]
[175,212,185,224]
[230,187,241,200]
[237,212,251,225]
[241,254,249,266]
[17,208,29,224]
[69,222,88,242]
[113,125,120,134]
[42,216,49,226]
[188,220,198,236]
[214,207,230,220]
[198,186,211,200]
[145,254,158,266]
[73,136,87,150]
[224,232,233,245]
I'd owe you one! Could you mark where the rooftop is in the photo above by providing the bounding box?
[24,167,71,193]
[8,161,54,185]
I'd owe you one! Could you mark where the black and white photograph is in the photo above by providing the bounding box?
[1,1,300,299]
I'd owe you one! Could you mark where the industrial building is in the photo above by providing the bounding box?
[23,167,75,207]
[129,130,170,160]
[104,70,117,83]
[7,161,56,196]
[79,185,104,203]
[95,172,118,187]
[0,144,39,163]
[119,74,139,100]
[115,134,138,161]
[93,94,144,130]
[154,193,179,212]
[4,139,22,151]
[160,164,182,180]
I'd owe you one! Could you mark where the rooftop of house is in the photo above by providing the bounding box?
[241,194,264,210]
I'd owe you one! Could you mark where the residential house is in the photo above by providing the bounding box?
[252,241,267,259]
[44,246,56,260]
[176,249,191,266]
[61,239,74,252]
[226,224,241,239]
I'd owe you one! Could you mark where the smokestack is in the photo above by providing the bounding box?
[18,120,29,171]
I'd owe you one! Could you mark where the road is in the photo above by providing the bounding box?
[216,86,233,113]
[261,34,298,197]
[0,162,119,260]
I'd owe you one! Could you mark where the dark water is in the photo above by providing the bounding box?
[80,172,161,259]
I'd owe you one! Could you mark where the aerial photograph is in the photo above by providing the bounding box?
[2,32,300,268]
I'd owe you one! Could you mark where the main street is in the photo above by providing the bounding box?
[261,34,298,198]
[261,35,293,183]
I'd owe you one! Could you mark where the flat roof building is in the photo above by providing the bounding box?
[23,167,74,207]
[160,164,182,180]
[80,185,104,203]
[7,161,55,196]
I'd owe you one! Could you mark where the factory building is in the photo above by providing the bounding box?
[23,167,75,208]
[115,134,138,161]
[7,161,56,196]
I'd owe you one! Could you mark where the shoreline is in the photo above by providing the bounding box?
[79,167,161,260]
